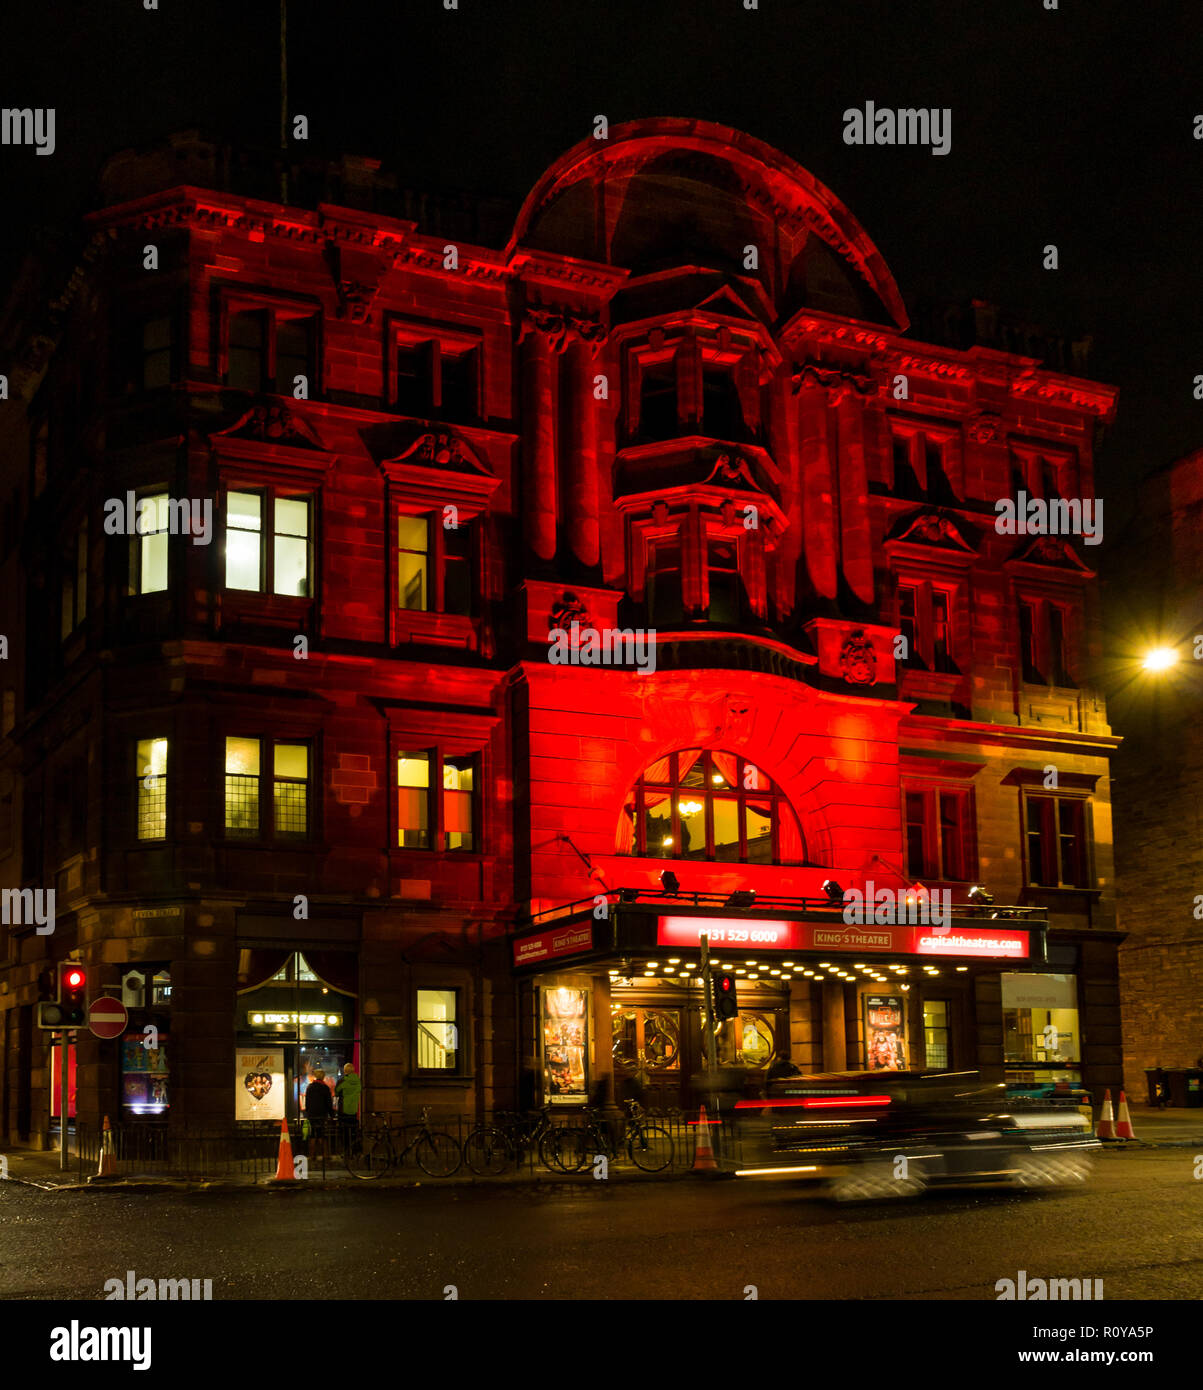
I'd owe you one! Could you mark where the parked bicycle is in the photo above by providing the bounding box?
[541,1101,674,1174]
[343,1108,462,1179]
[462,1107,554,1176]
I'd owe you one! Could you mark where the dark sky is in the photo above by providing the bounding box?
[2,0,1201,504]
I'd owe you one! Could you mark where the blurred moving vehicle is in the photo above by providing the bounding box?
[733,1068,1098,1201]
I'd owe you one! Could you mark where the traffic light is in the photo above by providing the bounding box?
[713,971,739,1021]
[60,965,87,1026]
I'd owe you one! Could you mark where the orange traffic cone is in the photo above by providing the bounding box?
[692,1104,718,1172]
[1095,1089,1116,1141]
[271,1117,297,1182]
[93,1115,118,1180]
[1115,1090,1137,1141]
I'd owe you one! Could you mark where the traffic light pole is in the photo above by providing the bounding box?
[59,1029,69,1171]
[699,933,721,1153]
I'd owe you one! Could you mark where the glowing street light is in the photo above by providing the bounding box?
[1142,647,1179,673]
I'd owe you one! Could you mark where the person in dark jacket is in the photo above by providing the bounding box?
[305,1068,334,1157]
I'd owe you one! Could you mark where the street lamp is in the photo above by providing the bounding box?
[1142,647,1179,673]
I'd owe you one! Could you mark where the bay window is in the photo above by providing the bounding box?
[620,748,804,865]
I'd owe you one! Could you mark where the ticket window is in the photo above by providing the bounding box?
[1002,972,1081,1084]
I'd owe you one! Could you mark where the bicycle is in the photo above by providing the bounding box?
[462,1107,554,1176]
[343,1107,462,1179]
[542,1101,674,1174]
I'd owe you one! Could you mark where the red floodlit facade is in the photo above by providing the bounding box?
[0,121,1123,1144]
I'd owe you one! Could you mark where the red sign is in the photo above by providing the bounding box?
[656,916,1028,960]
[88,995,129,1040]
[513,923,595,968]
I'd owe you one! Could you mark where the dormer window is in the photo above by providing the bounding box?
[639,358,677,440]
[628,331,757,445]
[224,301,319,396]
[389,321,481,422]
[701,361,745,440]
[890,426,957,502]
[706,538,742,623]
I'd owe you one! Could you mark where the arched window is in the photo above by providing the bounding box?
[619,748,804,865]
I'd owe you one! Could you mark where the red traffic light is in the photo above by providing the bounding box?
[63,967,86,991]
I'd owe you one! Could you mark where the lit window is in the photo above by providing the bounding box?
[137,737,168,841]
[226,492,262,591]
[224,736,261,837]
[130,493,169,595]
[273,743,309,837]
[397,752,431,849]
[416,988,458,1071]
[225,737,312,839]
[395,512,474,617]
[224,491,312,597]
[397,515,429,610]
[621,749,803,865]
[443,756,476,852]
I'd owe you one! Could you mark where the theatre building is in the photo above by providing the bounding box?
[0,119,1123,1147]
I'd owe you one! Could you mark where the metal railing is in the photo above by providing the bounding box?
[68,1109,729,1180]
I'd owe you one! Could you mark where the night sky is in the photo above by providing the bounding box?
[2,0,1201,511]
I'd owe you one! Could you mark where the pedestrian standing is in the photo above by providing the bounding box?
[305,1067,335,1159]
[335,1063,362,1153]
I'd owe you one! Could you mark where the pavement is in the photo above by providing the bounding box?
[3,1103,1202,1191]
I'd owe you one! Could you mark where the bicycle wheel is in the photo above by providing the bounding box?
[415,1129,462,1177]
[627,1123,674,1173]
[344,1130,392,1180]
[463,1126,512,1176]
[539,1126,585,1173]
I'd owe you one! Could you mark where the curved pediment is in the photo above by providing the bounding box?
[884,508,980,553]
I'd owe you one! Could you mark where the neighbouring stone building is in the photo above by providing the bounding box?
[1108,447,1203,1100]
[0,119,1125,1148]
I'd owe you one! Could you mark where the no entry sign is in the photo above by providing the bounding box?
[88,995,129,1040]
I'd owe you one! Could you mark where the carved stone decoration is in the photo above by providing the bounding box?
[888,508,977,552]
[218,404,323,449]
[790,361,877,397]
[549,591,592,632]
[566,315,607,354]
[518,307,571,354]
[839,629,878,686]
[393,431,479,472]
[703,452,761,493]
[968,412,1002,444]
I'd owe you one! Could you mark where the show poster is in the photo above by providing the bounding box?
[121,1032,170,1115]
[864,995,907,1071]
[542,986,588,1105]
[236,1048,286,1120]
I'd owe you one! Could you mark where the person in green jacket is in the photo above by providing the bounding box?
[335,1063,362,1149]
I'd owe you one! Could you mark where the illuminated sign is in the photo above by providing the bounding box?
[249,1012,342,1026]
[513,924,595,967]
[656,917,1029,960]
[657,917,802,949]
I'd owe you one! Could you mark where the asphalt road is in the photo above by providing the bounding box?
[0,1149,1200,1301]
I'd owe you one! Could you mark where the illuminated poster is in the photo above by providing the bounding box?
[121,1033,170,1115]
[864,995,907,1071]
[542,986,588,1105]
[235,1048,286,1121]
